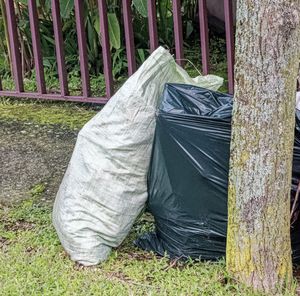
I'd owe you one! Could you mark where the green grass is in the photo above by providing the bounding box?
[0,67,294,296]
[0,98,97,130]
[0,186,276,296]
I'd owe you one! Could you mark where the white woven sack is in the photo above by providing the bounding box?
[53,47,223,266]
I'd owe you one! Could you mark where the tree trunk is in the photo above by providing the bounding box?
[226,1,300,294]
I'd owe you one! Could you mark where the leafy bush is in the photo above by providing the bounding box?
[0,0,207,81]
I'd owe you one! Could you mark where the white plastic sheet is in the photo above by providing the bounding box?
[53,47,223,266]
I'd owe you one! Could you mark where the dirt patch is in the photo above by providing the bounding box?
[3,220,36,232]
[0,120,78,205]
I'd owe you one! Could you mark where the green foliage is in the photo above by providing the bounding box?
[60,0,74,19]
[107,13,121,50]
[0,0,216,82]
[112,48,127,78]
[132,0,147,18]
[0,0,123,78]
[0,34,228,95]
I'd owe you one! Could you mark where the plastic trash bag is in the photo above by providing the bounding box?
[52,47,224,266]
[135,84,232,260]
[135,83,300,264]
[291,109,300,263]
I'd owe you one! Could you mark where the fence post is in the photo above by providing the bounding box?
[122,0,136,75]
[224,0,235,94]
[74,0,91,98]
[5,0,24,92]
[28,0,46,94]
[198,0,209,75]
[98,0,114,98]
[172,0,184,66]
[147,0,158,53]
[51,0,69,96]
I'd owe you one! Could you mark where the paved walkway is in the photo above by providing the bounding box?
[0,120,77,205]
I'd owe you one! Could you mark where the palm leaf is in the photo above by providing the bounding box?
[132,0,147,18]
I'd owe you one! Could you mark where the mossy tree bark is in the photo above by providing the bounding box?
[226,0,300,294]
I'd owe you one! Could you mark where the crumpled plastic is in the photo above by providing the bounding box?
[135,83,300,264]
[52,47,224,266]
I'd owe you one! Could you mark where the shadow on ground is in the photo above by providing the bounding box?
[0,120,77,205]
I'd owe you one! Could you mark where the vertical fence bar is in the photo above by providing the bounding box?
[147,0,158,53]
[122,0,136,75]
[51,0,69,96]
[74,0,90,97]
[5,0,24,92]
[198,0,209,75]
[224,0,234,94]
[98,0,114,98]
[28,0,46,94]
[172,0,184,66]
[0,77,2,90]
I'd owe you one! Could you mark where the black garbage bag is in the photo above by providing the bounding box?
[135,83,300,263]
[291,110,300,263]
